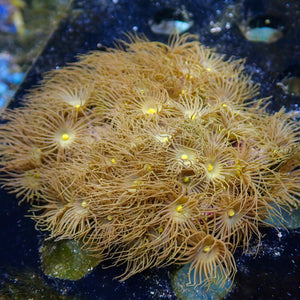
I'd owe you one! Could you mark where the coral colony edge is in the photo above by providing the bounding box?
[0,34,299,290]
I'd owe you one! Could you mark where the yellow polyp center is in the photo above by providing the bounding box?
[183,176,190,183]
[142,101,162,116]
[111,158,116,164]
[25,171,41,189]
[235,163,242,171]
[184,110,197,120]
[144,164,152,170]
[133,180,142,186]
[206,67,211,72]
[55,130,75,148]
[227,208,235,218]
[206,163,214,172]
[203,245,211,253]
[61,133,70,141]
[180,89,186,95]
[147,107,156,114]
[222,103,227,107]
[177,150,197,167]
[159,227,163,233]
[235,161,242,175]
[81,200,87,208]
[176,204,183,212]
[185,74,193,79]
[155,133,171,143]
[30,148,41,164]
[181,154,189,160]
[75,104,81,109]
[107,215,113,221]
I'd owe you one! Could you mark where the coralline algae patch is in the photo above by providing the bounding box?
[0,34,300,291]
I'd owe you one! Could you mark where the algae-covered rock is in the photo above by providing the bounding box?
[40,239,102,280]
[265,204,300,229]
[284,207,300,229]
[170,263,232,300]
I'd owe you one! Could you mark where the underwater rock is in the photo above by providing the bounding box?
[278,76,300,97]
[40,239,102,280]
[242,26,282,43]
[149,7,193,35]
[170,263,232,300]
[0,267,72,299]
[238,15,284,43]
[265,204,300,229]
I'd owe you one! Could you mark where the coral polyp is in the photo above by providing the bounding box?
[0,34,300,289]
[180,231,236,288]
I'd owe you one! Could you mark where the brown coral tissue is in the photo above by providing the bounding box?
[1,34,300,287]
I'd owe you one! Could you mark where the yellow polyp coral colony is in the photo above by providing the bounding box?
[1,34,300,288]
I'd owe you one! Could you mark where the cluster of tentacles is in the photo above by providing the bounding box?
[1,34,300,287]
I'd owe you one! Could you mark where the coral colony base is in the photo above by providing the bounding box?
[0,34,300,288]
